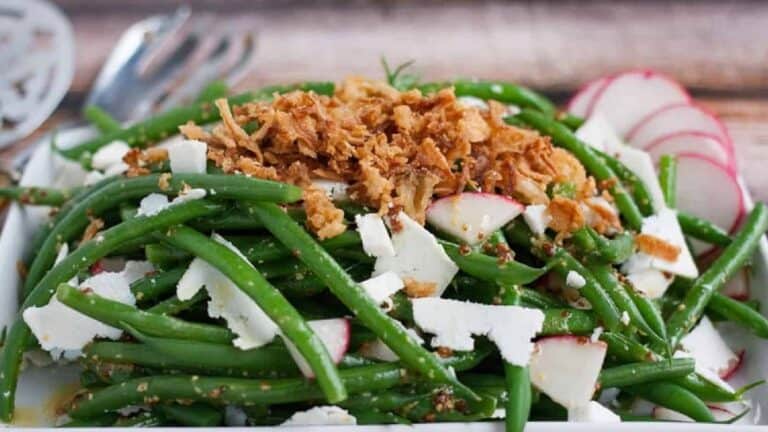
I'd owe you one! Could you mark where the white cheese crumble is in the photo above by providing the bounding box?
[523,204,550,236]
[136,189,207,217]
[374,212,458,297]
[91,140,130,170]
[280,406,356,426]
[168,139,208,174]
[311,180,349,201]
[359,271,404,310]
[568,401,621,423]
[355,213,395,258]
[566,271,587,289]
[177,234,279,349]
[620,311,631,325]
[590,326,604,343]
[412,298,544,366]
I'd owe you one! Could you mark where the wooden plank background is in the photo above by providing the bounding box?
[16,0,768,200]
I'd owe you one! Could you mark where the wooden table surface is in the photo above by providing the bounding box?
[18,0,768,201]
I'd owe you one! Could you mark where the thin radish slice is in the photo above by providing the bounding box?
[426,192,523,245]
[720,349,745,380]
[675,154,745,237]
[566,77,610,117]
[587,70,690,136]
[285,318,350,378]
[646,132,735,171]
[627,102,732,151]
[721,269,751,301]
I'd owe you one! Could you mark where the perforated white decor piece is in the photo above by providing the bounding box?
[0,0,74,148]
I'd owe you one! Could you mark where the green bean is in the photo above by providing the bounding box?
[349,409,410,425]
[60,93,254,159]
[145,243,189,268]
[658,154,678,208]
[113,411,166,427]
[557,112,585,130]
[398,388,498,422]
[0,199,225,422]
[131,267,186,304]
[546,248,622,331]
[626,288,669,346]
[599,358,694,388]
[157,225,347,403]
[69,349,485,419]
[499,286,531,432]
[707,293,768,338]
[666,204,768,349]
[156,403,223,427]
[83,105,121,133]
[514,110,644,230]
[0,186,77,206]
[440,240,548,286]
[678,211,732,247]
[194,80,229,103]
[146,291,206,316]
[596,149,656,216]
[23,173,302,299]
[601,331,658,363]
[540,309,597,335]
[424,80,556,116]
[577,227,636,264]
[57,284,233,343]
[246,202,478,401]
[672,374,741,403]
[587,263,662,343]
[624,382,715,422]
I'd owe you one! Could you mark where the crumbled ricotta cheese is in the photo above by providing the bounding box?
[168,139,208,174]
[374,212,458,297]
[355,213,395,258]
[412,298,544,366]
[136,189,206,217]
[281,406,356,426]
[566,271,587,289]
[622,208,698,279]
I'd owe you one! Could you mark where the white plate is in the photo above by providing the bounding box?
[1,129,767,430]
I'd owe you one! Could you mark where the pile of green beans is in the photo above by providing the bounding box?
[1,76,766,430]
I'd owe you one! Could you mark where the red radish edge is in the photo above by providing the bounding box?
[645,131,736,171]
[90,260,105,275]
[720,349,746,380]
[585,69,691,119]
[566,77,610,114]
[626,102,733,149]
[332,318,351,363]
[676,152,746,235]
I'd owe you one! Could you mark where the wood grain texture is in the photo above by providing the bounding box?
[13,1,768,201]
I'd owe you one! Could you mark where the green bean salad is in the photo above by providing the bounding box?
[0,67,766,429]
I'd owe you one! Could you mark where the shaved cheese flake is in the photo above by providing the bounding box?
[91,140,130,170]
[568,401,621,423]
[623,208,698,279]
[281,406,356,426]
[412,298,544,366]
[24,271,136,352]
[121,261,155,284]
[177,235,278,349]
[168,139,208,174]
[374,212,458,297]
[359,271,404,310]
[523,204,550,236]
[136,193,170,217]
[355,213,395,258]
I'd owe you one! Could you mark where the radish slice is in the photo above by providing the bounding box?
[652,406,693,422]
[567,77,610,117]
[627,102,732,151]
[529,336,607,408]
[680,316,739,378]
[587,70,690,136]
[720,349,745,380]
[426,192,523,245]
[675,154,745,236]
[721,269,751,301]
[285,318,350,378]
[646,132,734,170]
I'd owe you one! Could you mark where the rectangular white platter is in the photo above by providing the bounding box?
[1,127,767,430]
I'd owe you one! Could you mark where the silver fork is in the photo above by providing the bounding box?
[11,7,256,171]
